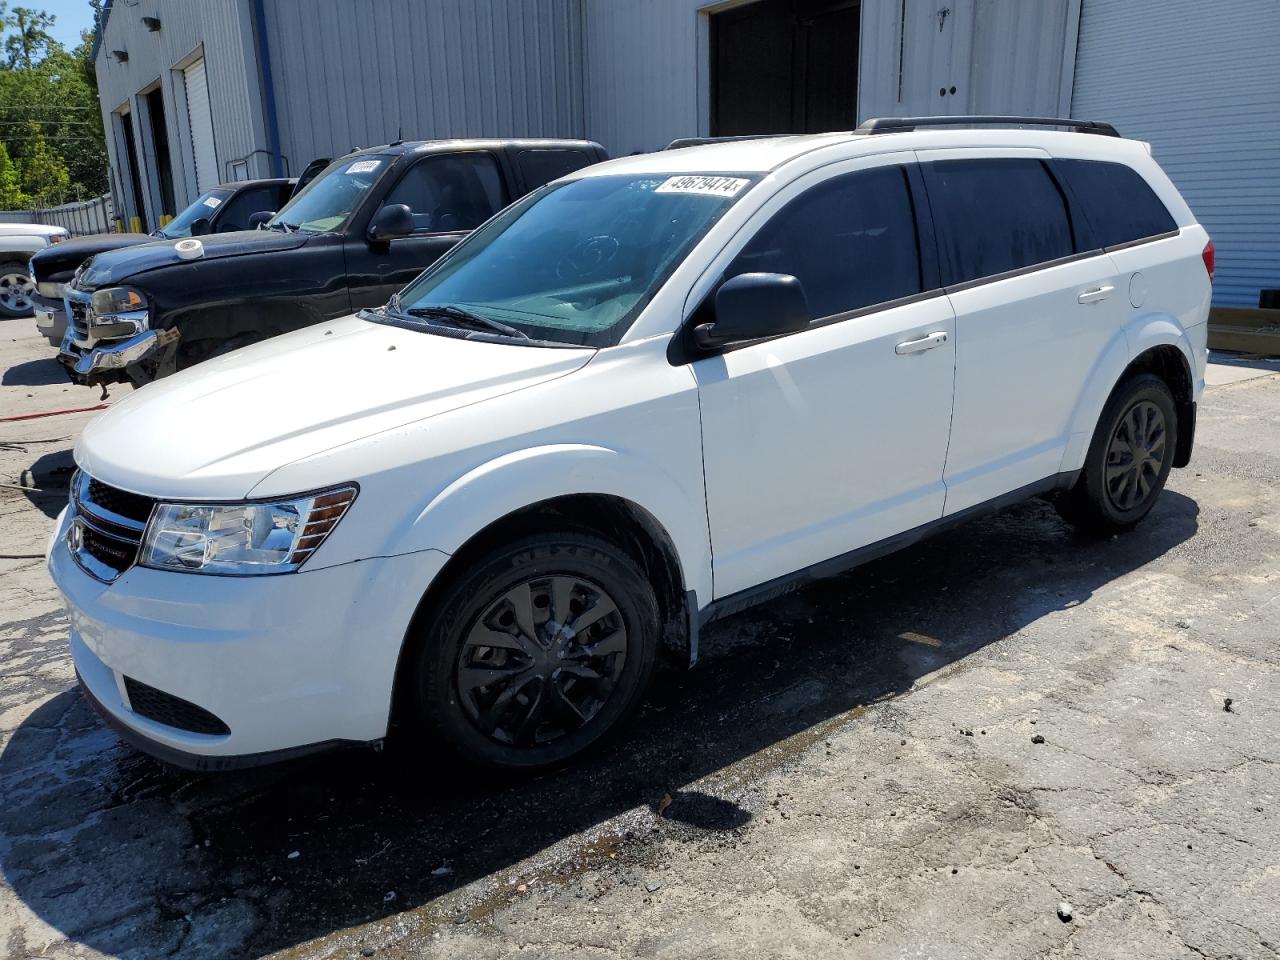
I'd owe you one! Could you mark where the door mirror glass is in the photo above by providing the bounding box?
[189,217,211,236]
[247,210,275,230]
[367,203,414,242]
[697,272,811,348]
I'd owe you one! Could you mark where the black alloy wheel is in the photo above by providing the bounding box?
[407,531,660,771]
[1056,373,1178,534]
[455,573,628,747]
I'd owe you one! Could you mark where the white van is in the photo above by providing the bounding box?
[49,117,1211,772]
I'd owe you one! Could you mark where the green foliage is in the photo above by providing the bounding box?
[0,141,29,207]
[0,3,107,205]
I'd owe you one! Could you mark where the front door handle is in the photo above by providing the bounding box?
[1077,285,1114,305]
[895,331,949,355]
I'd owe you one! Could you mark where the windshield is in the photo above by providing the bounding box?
[392,173,756,347]
[269,155,391,233]
[157,189,232,238]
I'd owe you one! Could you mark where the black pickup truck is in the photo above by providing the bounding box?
[60,139,607,387]
[30,176,302,346]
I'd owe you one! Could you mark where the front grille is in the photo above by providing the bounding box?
[124,676,231,736]
[70,472,155,581]
[69,297,90,338]
[86,476,155,525]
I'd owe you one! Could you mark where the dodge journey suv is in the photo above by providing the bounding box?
[50,116,1211,772]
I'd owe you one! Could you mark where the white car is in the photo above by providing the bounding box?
[49,117,1211,772]
[0,221,68,319]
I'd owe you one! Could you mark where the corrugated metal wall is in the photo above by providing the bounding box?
[95,0,269,226]
[583,0,707,156]
[1072,0,1280,308]
[264,0,585,173]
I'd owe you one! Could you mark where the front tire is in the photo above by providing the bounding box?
[0,261,35,319]
[1056,373,1178,534]
[406,532,660,771]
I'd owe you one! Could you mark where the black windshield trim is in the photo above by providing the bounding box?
[357,308,587,349]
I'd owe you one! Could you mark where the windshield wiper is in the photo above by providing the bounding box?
[401,304,530,341]
[267,220,296,233]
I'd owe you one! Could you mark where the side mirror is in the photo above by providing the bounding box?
[696,273,811,349]
[248,210,275,230]
[189,217,211,236]
[367,203,414,243]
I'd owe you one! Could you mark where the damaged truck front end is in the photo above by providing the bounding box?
[58,285,180,389]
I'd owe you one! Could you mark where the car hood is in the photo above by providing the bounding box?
[77,229,309,289]
[76,314,595,499]
[30,233,152,283]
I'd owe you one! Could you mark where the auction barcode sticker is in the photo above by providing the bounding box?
[655,176,750,198]
[346,159,382,174]
[202,196,222,208]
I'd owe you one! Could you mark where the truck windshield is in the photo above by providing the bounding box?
[270,155,390,233]
[156,189,232,238]
[392,173,757,347]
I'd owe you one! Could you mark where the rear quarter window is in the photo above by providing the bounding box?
[924,158,1075,286]
[1055,159,1178,249]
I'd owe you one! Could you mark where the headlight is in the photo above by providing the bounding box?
[91,285,146,316]
[140,485,357,575]
[49,232,68,244]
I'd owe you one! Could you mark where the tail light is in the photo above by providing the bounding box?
[1202,240,1215,282]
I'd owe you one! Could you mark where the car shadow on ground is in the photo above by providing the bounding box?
[0,492,1199,957]
[12,448,76,519]
[2,356,67,387]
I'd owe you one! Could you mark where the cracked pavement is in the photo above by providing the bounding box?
[1,318,1277,959]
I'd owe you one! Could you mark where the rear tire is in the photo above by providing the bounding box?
[1056,373,1178,535]
[405,531,660,772]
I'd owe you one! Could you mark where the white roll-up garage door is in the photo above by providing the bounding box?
[183,58,218,192]
[1072,0,1280,308]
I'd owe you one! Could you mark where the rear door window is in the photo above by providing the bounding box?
[385,153,507,233]
[924,158,1075,286]
[726,165,923,319]
[1055,159,1178,249]
[516,149,596,190]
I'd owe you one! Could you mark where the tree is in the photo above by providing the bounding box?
[3,5,55,69]
[14,121,71,204]
[0,141,28,207]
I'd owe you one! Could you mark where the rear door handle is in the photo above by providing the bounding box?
[895,331,949,355]
[1077,285,1114,305]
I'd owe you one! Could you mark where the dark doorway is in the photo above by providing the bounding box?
[144,87,176,222]
[119,110,148,232]
[710,0,860,137]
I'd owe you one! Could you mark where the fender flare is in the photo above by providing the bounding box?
[1061,315,1195,473]
[389,442,713,605]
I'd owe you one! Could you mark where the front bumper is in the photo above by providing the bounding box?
[32,292,66,341]
[48,507,450,768]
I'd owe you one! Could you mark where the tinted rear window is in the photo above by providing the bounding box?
[517,149,596,190]
[924,158,1074,286]
[1056,159,1178,249]
[727,165,922,318]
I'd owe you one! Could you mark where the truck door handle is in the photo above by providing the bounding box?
[1077,285,1114,305]
[895,331,949,355]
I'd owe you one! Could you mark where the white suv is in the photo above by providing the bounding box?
[49,117,1211,772]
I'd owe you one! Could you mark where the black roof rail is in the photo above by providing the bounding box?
[665,134,790,150]
[854,116,1121,138]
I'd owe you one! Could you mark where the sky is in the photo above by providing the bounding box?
[31,0,96,51]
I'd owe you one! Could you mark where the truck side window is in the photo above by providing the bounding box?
[216,186,276,232]
[385,153,507,233]
[726,165,923,319]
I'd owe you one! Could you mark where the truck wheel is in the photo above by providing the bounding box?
[1056,373,1178,535]
[0,261,35,318]
[406,532,660,771]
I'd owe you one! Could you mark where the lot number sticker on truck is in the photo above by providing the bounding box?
[346,160,383,175]
[655,176,750,198]
[202,196,222,208]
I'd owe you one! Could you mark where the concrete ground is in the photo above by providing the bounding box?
[1,315,1277,960]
